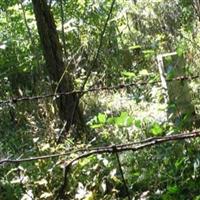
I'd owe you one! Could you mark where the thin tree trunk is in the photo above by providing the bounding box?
[32,0,83,138]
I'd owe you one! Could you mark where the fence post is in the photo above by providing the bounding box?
[157,52,195,128]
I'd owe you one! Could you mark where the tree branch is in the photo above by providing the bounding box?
[115,149,131,200]
[80,0,116,91]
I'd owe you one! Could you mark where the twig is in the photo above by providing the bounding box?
[54,46,83,95]
[20,0,41,85]
[59,0,67,58]
[115,148,131,200]
[56,0,117,142]
[80,0,116,91]
[55,163,71,200]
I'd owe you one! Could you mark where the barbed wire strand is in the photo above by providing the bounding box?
[0,75,198,107]
[1,130,200,166]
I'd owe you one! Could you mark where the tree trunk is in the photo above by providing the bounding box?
[32,0,83,137]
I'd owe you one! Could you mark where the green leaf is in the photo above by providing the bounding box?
[115,112,133,127]
[97,113,106,124]
[166,66,176,79]
[167,185,179,194]
[142,49,155,59]
[142,50,154,54]
[175,158,185,169]
[115,112,128,126]
[132,172,140,177]
[126,116,134,126]
[150,123,163,136]
[194,195,200,200]
[90,124,104,129]
[107,117,115,124]
[121,71,136,78]
[135,119,142,128]
[129,45,141,50]
[176,41,187,56]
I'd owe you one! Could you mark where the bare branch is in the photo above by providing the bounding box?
[80,0,116,91]
[115,150,131,200]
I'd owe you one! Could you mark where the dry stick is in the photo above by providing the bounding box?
[54,46,83,95]
[80,0,116,91]
[56,0,116,141]
[20,1,35,50]
[115,149,131,200]
[57,0,119,194]
[0,153,67,165]
[56,0,116,143]
[20,0,42,88]
[0,75,198,107]
[55,163,71,200]
[59,0,67,59]
[1,130,200,166]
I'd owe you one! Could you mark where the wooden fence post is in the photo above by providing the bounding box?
[157,52,195,128]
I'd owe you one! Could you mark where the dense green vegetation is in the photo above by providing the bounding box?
[1,0,200,199]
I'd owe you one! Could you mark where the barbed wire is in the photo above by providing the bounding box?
[0,75,199,107]
[0,130,200,165]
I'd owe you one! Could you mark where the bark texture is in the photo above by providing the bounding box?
[32,0,83,136]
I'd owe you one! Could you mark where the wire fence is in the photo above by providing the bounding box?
[0,75,199,107]
[1,130,200,165]
[1,73,200,199]
[2,0,200,198]
[0,73,200,166]
[0,75,200,165]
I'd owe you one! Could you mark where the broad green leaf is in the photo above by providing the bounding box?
[132,172,140,177]
[97,113,106,124]
[115,112,133,127]
[194,195,200,200]
[150,123,163,136]
[176,41,187,56]
[126,116,134,126]
[142,49,154,58]
[115,112,128,126]
[107,117,115,124]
